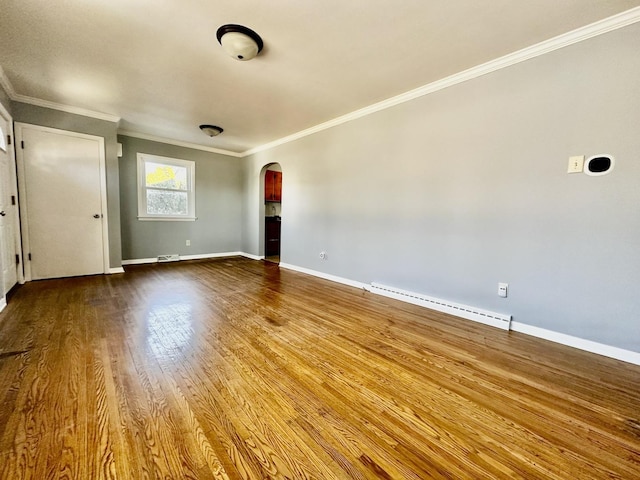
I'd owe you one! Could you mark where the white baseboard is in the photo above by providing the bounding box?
[121,257,157,265]
[275,262,640,366]
[240,252,264,261]
[115,254,640,366]
[122,251,244,266]
[370,283,511,331]
[511,321,640,366]
[0,295,6,313]
[109,267,125,274]
[278,263,367,289]
[181,252,243,261]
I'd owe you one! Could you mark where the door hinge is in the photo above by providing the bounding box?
[7,134,11,146]
[28,253,31,261]
[16,254,19,265]
[21,140,24,149]
[11,195,16,205]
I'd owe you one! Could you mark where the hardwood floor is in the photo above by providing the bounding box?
[0,257,638,479]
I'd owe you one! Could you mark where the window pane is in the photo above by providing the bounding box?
[145,161,188,190]
[146,189,188,215]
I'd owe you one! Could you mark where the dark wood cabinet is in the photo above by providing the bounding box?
[265,170,282,202]
[265,217,281,256]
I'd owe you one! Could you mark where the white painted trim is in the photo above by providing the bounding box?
[137,216,196,222]
[136,152,196,221]
[0,295,6,313]
[370,283,511,331]
[12,93,120,123]
[121,252,245,266]
[511,321,640,366]
[118,130,242,158]
[115,254,640,365]
[240,252,264,261]
[121,257,157,266]
[109,267,125,274]
[0,99,24,287]
[241,7,640,157]
[14,123,111,280]
[180,252,243,261]
[5,9,639,159]
[0,66,17,98]
[1,65,120,123]
[271,262,640,366]
[278,263,367,290]
[96,135,111,276]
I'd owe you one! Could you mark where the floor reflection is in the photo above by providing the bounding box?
[146,302,193,361]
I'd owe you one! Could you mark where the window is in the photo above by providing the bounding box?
[137,153,196,221]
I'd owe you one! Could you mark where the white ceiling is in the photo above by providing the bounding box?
[1,0,639,154]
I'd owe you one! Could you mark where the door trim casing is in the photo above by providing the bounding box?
[0,101,22,292]
[14,123,110,281]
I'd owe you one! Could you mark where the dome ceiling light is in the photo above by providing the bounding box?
[199,124,224,137]
[216,24,264,61]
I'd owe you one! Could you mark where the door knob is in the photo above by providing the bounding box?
[0,211,5,216]
[93,214,101,219]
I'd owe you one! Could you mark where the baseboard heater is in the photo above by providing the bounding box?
[158,254,180,262]
[369,282,512,331]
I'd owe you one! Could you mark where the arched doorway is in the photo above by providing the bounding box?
[261,163,282,263]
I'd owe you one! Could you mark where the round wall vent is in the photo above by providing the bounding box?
[584,155,614,176]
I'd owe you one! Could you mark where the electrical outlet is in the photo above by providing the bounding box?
[319,251,327,260]
[498,283,508,298]
[567,155,584,173]
[186,240,191,246]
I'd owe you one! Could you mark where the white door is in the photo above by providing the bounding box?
[17,124,108,280]
[0,111,18,294]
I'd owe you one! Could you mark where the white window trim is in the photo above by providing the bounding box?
[137,153,196,221]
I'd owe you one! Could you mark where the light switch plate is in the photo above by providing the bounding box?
[567,155,584,173]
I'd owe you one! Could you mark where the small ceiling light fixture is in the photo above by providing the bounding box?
[216,24,264,61]
[199,124,224,137]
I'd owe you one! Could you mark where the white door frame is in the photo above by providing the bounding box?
[15,123,110,281]
[0,101,23,289]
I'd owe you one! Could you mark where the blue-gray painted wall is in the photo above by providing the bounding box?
[1,22,638,353]
[242,23,640,352]
[118,135,243,260]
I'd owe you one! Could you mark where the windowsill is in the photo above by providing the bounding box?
[137,216,197,222]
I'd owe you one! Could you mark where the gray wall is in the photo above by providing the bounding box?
[243,23,640,352]
[119,135,243,260]
[11,102,122,268]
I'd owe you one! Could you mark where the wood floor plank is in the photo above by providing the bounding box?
[0,257,639,479]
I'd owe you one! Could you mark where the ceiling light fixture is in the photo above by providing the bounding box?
[199,124,224,137]
[216,24,264,61]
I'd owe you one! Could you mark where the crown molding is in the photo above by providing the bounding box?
[4,7,640,158]
[12,93,121,123]
[118,130,243,157]
[242,6,640,157]
[0,65,17,97]
[0,65,120,123]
